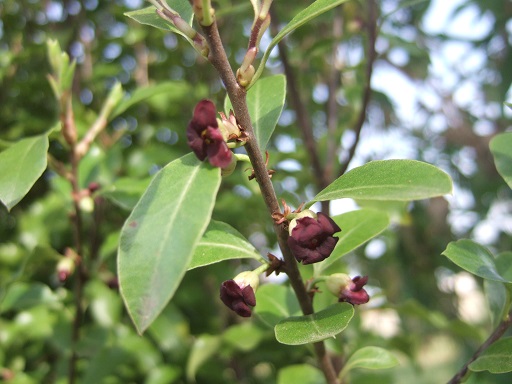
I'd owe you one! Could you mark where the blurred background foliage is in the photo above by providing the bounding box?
[0,0,511,383]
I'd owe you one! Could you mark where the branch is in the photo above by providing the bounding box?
[448,309,512,384]
[338,0,377,177]
[200,19,339,384]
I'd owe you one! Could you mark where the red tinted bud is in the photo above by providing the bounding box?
[287,212,341,264]
[186,100,233,168]
[219,271,259,317]
[326,274,370,305]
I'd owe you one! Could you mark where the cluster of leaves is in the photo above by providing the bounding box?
[0,0,511,383]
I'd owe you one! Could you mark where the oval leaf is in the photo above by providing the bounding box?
[490,132,512,189]
[188,220,261,270]
[0,134,49,211]
[118,153,221,333]
[442,240,509,283]
[277,364,324,384]
[339,346,399,379]
[469,337,512,374]
[226,75,286,153]
[254,284,301,328]
[316,209,390,273]
[250,0,351,87]
[308,160,452,205]
[275,303,354,345]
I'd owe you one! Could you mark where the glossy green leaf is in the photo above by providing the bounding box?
[254,284,301,328]
[339,346,399,380]
[469,337,512,374]
[251,0,351,87]
[275,303,354,345]
[277,364,324,384]
[186,334,221,382]
[0,134,49,211]
[496,251,512,282]
[226,75,286,153]
[111,82,188,119]
[125,0,193,38]
[308,160,452,206]
[316,209,390,273]
[442,240,509,283]
[118,153,221,334]
[490,132,512,189]
[188,220,261,270]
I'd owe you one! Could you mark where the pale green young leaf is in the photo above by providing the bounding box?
[490,132,512,189]
[226,75,286,153]
[469,337,512,374]
[275,303,354,345]
[118,153,221,334]
[0,134,49,211]
[254,284,301,328]
[442,240,509,283]
[307,160,452,206]
[315,209,390,273]
[188,220,262,270]
[277,364,324,384]
[125,0,193,37]
[339,346,399,380]
[250,0,351,87]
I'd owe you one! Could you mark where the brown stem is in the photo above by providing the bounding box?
[338,0,377,177]
[447,309,512,383]
[200,20,339,384]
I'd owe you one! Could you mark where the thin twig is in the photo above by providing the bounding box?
[200,18,339,384]
[447,309,512,383]
[338,0,377,177]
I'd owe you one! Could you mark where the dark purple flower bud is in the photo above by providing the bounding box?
[287,211,341,264]
[186,100,232,168]
[219,272,258,317]
[327,274,370,305]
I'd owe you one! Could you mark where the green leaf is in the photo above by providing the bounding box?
[222,323,264,352]
[0,282,60,313]
[308,160,453,206]
[469,337,512,374]
[188,220,261,270]
[442,240,509,283]
[101,177,152,210]
[484,279,509,329]
[316,209,390,273]
[254,284,301,328]
[496,251,512,282]
[277,364,325,384]
[186,334,221,382]
[274,303,354,345]
[490,132,512,189]
[111,82,189,119]
[125,0,193,38]
[118,153,221,334]
[339,346,399,380]
[226,75,286,153]
[250,0,351,87]
[0,134,49,211]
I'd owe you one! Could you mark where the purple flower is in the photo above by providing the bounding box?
[186,100,232,168]
[287,212,341,264]
[339,276,370,305]
[220,279,256,317]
